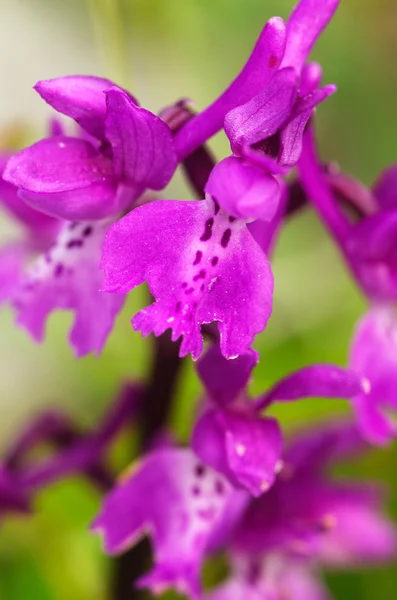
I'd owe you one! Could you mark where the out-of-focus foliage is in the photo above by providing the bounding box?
[0,1,397,598]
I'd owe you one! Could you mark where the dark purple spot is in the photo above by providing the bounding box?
[181,282,188,288]
[213,198,220,215]
[221,228,232,248]
[54,263,64,277]
[185,287,194,295]
[192,486,201,496]
[195,464,205,477]
[45,252,52,264]
[211,256,219,267]
[25,281,37,291]
[193,250,202,266]
[268,55,278,69]
[175,301,181,313]
[193,269,206,282]
[193,302,198,308]
[200,284,205,291]
[67,239,84,249]
[229,216,236,223]
[68,222,78,230]
[215,480,224,495]
[197,507,216,520]
[189,313,193,322]
[253,133,281,159]
[83,226,93,237]
[200,218,214,242]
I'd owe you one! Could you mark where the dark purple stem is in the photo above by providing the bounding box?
[112,334,184,600]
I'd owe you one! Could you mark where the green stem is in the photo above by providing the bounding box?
[88,0,131,88]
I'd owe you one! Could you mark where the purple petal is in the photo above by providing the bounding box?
[285,420,366,473]
[101,197,273,359]
[224,67,297,159]
[92,448,235,598]
[105,88,177,190]
[174,17,286,160]
[192,408,282,497]
[349,308,397,445]
[279,85,336,168]
[35,76,134,140]
[205,157,280,222]
[300,62,323,95]
[281,0,341,74]
[256,364,366,411]
[3,136,118,221]
[12,220,125,357]
[316,486,397,566]
[0,154,57,231]
[372,163,397,211]
[197,343,258,406]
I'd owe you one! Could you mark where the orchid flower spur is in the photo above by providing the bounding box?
[101,157,280,360]
[205,420,397,600]
[192,343,368,497]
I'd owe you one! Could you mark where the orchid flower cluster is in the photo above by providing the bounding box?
[1,0,397,598]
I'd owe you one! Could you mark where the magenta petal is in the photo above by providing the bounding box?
[0,154,56,231]
[174,17,286,160]
[372,163,397,210]
[197,344,258,406]
[205,157,280,222]
[192,408,282,497]
[34,76,132,140]
[300,62,323,95]
[257,364,366,411]
[92,448,235,597]
[224,67,297,157]
[101,198,273,359]
[4,136,113,193]
[349,308,397,445]
[281,0,341,74]
[105,88,177,190]
[13,221,124,357]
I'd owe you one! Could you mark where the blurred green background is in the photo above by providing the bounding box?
[1,0,397,598]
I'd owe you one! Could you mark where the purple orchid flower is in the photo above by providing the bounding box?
[1,77,177,355]
[101,157,280,360]
[192,343,367,497]
[0,156,124,356]
[175,0,340,164]
[3,77,177,222]
[91,446,249,599]
[205,420,397,600]
[299,126,397,302]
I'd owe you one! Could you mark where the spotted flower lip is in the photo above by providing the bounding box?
[91,447,248,599]
[100,157,277,360]
[3,80,177,222]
